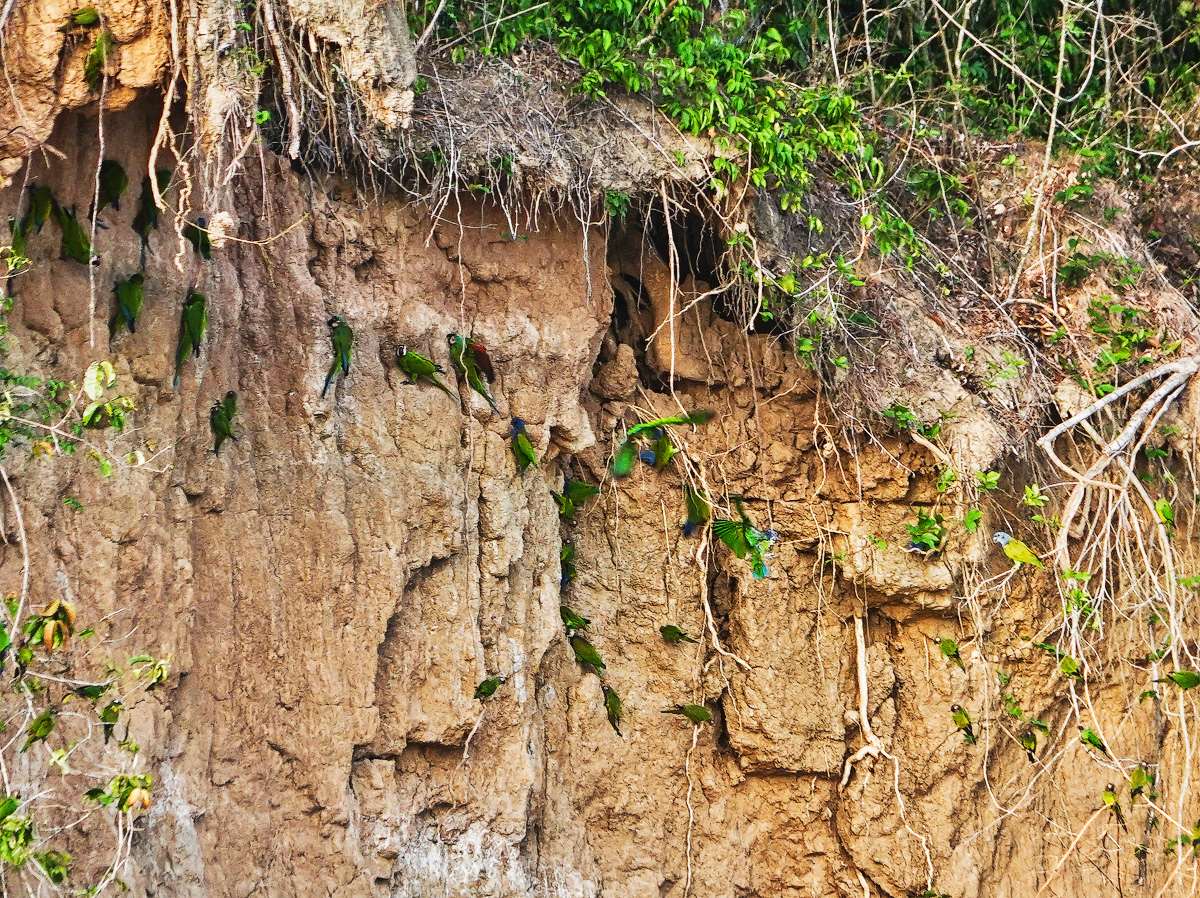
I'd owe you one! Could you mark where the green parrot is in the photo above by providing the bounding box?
[1156,670,1200,690]
[627,409,714,439]
[474,676,503,700]
[55,204,95,265]
[1102,783,1126,831]
[132,170,171,265]
[560,604,590,633]
[1059,654,1084,681]
[183,217,212,260]
[511,418,537,473]
[174,290,208,387]
[25,184,54,232]
[1155,497,1174,529]
[71,681,113,703]
[602,685,623,737]
[93,159,128,215]
[447,333,499,414]
[551,478,600,520]
[638,429,678,470]
[58,6,100,31]
[1078,725,1111,758]
[612,409,713,478]
[1130,764,1151,800]
[108,273,144,338]
[660,625,698,645]
[395,345,456,399]
[569,634,605,674]
[1020,729,1037,763]
[951,704,976,745]
[663,704,712,724]
[612,436,640,478]
[22,707,57,752]
[323,315,353,398]
[938,637,966,672]
[560,542,576,588]
[993,531,1043,568]
[84,29,113,91]
[712,497,778,579]
[210,391,238,454]
[683,484,711,537]
[100,699,122,743]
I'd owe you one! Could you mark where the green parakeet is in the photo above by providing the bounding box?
[627,409,713,438]
[1102,783,1126,831]
[55,204,95,265]
[474,676,502,700]
[1020,729,1037,763]
[612,409,712,478]
[22,708,56,752]
[993,531,1043,568]
[951,704,976,745]
[210,391,238,454]
[1130,764,1152,800]
[638,429,678,469]
[1155,497,1175,529]
[447,333,499,414]
[552,478,600,519]
[510,418,537,473]
[1156,670,1200,690]
[183,217,212,260]
[25,184,54,233]
[100,699,122,744]
[660,625,697,645]
[93,159,128,215]
[58,6,100,31]
[570,634,605,673]
[323,315,353,398]
[396,345,456,399]
[1078,725,1111,758]
[560,604,589,632]
[84,29,113,91]
[174,290,208,387]
[132,170,171,265]
[683,484,711,537]
[602,685,623,737]
[71,681,113,703]
[108,273,144,338]
[1059,654,1084,681]
[560,542,576,588]
[712,497,778,579]
[612,436,640,478]
[939,637,965,672]
[663,704,712,724]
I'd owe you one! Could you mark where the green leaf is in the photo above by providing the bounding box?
[963,509,982,533]
[0,797,19,822]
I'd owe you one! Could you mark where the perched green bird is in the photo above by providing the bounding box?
[683,484,711,537]
[560,604,589,633]
[1059,654,1084,681]
[84,29,113,91]
[183,217,212,260]
[712,497,778,579]
[993,531,1043,568]
[132,170,171,265]
[58,6,100,31]
[1102,783,1126,831]
[108,273,144,339]
[93,159,128,215]
[25,184,54,233]
[938,637,966,672]
[1130,764,1151,801]
[1020,729,1037,763]
[560,542,576,588]
[660,625,698,645]
[55,204,95,265]
[210,391,238,454]
[447,333,499,414]
[22,708,56,752]
[1155,497,1175,529]
[323,315,353,398]
[551,478,600,520]
[396,345,456,399]
[100,699,122,744]
[510,418,537,473]
[71,681,113,703]
[1078,725,1111,758]
[601,685,623,737]
[474,676,503,700]
[951,704,976,745]
[569,634,605,673]
[174,290,208,387]
[1156,670,1200,690]
[663,704,712,724]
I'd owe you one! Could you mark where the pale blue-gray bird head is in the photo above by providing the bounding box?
[993,531,1011,547]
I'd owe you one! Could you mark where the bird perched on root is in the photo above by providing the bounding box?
[993,531,1043,568]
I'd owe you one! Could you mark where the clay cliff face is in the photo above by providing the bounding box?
[0,5,1198,897]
